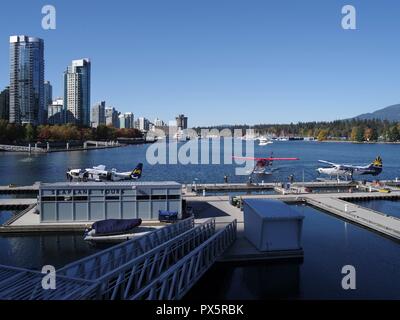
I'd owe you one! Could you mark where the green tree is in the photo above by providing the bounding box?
[389,126,400,142]
[351,126,364,142]
[25,124,36,142]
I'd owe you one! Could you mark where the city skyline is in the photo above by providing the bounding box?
[2,1,400,126]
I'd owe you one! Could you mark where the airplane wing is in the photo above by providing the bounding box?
[233,156,299,161]
[93,165,106,171]
[318,160,339,167]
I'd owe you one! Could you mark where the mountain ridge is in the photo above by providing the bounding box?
[354,104,400,122]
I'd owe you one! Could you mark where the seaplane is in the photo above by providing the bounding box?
[317,156,383,180]
[66,163,143,182]
[233,154,300,175]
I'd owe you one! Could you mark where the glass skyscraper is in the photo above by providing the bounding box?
[0,87,9,120]
[64,59,91,126]
[9,35,45,125]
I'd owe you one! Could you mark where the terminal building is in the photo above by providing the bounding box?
[38,181,182,223]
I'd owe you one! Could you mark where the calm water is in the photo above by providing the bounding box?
[0,141,399,185]
[1,141,400,298]
[187,204,400,300]
[0,228,105,269]
[352,199,400,219]
[0,210,104,269]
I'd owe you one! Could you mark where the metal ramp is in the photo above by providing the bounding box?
[0,218,237,300]
[58,217,195,280]
[0,265,95,300]
[132,220,237,300]
[75,218,220,299]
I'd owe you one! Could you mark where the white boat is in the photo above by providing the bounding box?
[258,137,273,146]
[84,227,161,243]
[83,218,160,243]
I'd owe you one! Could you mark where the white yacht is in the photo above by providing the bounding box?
[258,137,273,146]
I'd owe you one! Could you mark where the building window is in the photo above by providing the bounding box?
[74,196,88,201]
[56,196,72,201]
[41,196,56,202]
[152,195,167,200]
[105,196,120,201]
[137,195,150,201]
[167,195,180,200]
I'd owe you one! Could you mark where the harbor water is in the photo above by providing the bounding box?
[186,204,400,300]
[0,141,399,185]
[1,141,400,298]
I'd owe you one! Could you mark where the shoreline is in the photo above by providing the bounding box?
[317,140,400,144]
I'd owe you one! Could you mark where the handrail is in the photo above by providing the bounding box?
[58,217,195,279]
[131,220,237,300]
[77,219,216,300]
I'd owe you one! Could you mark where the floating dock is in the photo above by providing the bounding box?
[0,183,39,195]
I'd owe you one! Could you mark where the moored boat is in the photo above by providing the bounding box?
[84,218,144,242]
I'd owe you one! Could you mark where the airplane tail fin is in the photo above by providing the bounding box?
[369,156,383,176]
[131,163,143,180]
[371,156,383,168]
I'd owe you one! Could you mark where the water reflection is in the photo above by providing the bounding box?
[351,199,400,219]
[187,204,400,299]
[0,233,106,269]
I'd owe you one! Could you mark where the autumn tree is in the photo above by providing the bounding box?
[317,130,329,141]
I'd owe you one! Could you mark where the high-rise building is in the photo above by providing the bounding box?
[9,35,45,125]
[43,81,53,124]
[64,59,91,126]
[0,87,9,121]
[176,114,188,130]
[119,112,134,129]
[154,118,165,127]
[48,98,64,125]
[105,107,120,128]
[136,117,150,131]
[91,101,106,128]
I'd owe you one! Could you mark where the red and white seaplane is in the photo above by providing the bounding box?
[233,154,300,175]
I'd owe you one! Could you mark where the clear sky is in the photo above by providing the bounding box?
[1,0,400,126]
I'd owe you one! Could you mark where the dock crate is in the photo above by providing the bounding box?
[243,199,304,252]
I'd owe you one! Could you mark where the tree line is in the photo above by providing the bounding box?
[194,119,400,142]
[0,120,143,144]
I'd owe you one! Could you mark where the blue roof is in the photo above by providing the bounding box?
[244,199,304,219]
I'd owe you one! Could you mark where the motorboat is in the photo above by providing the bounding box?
[258,137,273,146]
[84,218,147,243]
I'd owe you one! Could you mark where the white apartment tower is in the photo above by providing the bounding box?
[64,59,91,126]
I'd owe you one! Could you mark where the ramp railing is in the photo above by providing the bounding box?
[131,220,237,300]
[76,219,216,300]
[58,217,194,280]
[0,265,94,300]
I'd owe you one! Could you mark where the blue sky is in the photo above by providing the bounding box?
[1,0,400,126]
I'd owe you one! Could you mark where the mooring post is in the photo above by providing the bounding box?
[344,204,348,212]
